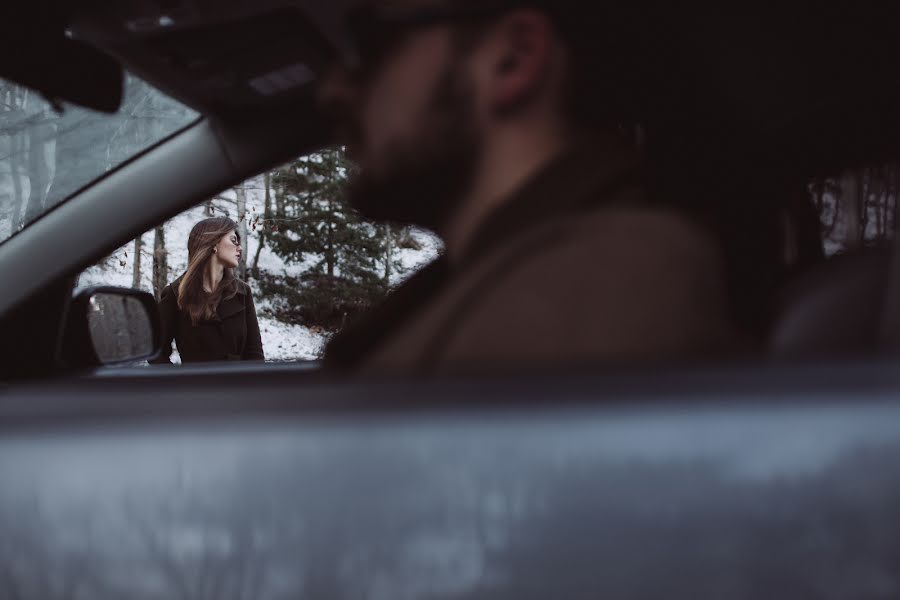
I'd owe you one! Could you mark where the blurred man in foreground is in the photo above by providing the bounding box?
[321,0,741,372]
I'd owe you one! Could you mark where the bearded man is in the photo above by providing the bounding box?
[319,0,742,372]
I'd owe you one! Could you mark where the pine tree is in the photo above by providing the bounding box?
[264,148,402,329]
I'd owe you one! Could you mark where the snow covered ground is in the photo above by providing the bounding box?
[78,175,441,362]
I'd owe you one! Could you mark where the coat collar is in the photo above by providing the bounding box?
[170,273,246,322]
[457,138,642,268]
[217,292,246,320]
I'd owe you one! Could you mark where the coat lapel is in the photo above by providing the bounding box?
[217,293,245,320]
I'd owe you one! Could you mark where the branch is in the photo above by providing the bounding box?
[105,90,155,169]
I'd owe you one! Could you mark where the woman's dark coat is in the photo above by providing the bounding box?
[151,276,265,363]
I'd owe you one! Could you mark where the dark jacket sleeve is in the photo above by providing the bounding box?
[150,284,177,364]
[243,288,265,361]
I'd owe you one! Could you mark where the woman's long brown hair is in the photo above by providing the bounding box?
[178,217,240,325]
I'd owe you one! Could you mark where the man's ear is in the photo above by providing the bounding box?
[487,10,557,113]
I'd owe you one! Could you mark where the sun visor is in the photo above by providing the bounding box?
[0,5,123,113]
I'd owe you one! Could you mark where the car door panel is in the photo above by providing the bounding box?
[1,362,899,598]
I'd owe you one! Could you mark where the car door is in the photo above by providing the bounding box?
[5,357,900,599]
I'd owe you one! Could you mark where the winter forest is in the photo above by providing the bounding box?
[1,75,899,361]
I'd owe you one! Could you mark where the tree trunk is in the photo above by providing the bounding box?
[235,183,249,280]
[859,169,871,240]
[275,167,286,217]
[892,165,900,236]
[841,172,863,250]
[132,234,143,289]
[8,89,25,229]
[251,172,272,279]
[326,197,335,278]
[875,178,884,239]
[23,111,56,225]
[877,166,889,240]
[153,226,168,301]
[813,180,825,214]
[10,134,24,229]
[383,224,393,283]
[884,165,894,240]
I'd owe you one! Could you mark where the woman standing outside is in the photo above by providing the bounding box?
[152,217,264,364]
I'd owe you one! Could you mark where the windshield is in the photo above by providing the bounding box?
[0,74,199,246]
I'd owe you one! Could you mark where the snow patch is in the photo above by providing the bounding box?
[258,317,327,361]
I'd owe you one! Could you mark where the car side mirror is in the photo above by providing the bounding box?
[62,287,161,368]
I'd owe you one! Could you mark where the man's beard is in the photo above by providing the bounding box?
[346,61,481,232]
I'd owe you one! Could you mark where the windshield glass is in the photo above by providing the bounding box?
[0,74,199,245]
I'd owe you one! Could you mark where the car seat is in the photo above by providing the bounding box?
[770,246,893,357]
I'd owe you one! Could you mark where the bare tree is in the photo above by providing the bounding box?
[1,87,34,230]
[22,108,57,226]
[153,226,168,300]
[235,183,249,280]
[383,224,394,282]
[251,172,273,279]
[132,234,143,289]
[840,172,864,250]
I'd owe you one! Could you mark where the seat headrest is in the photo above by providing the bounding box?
[770,248,891,358]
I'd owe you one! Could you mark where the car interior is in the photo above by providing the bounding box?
[4,2,900,597]
[2,3,900,376]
